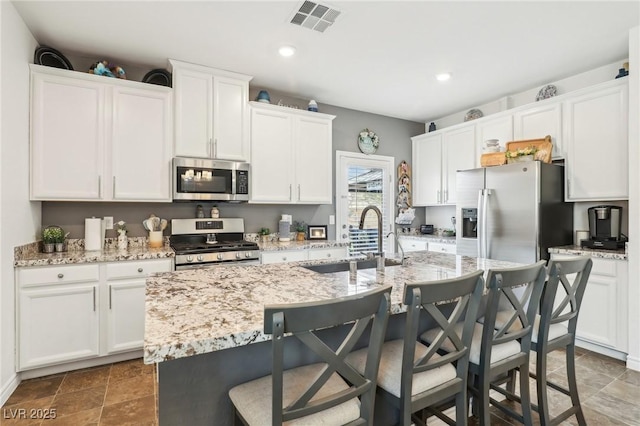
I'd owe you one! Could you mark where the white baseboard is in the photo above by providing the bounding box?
[626,354,640,371]
[20,350,142,380]
[0,373,20,407]
[575,338,627,361]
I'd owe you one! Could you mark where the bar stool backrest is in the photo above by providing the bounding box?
[264,285,392,425]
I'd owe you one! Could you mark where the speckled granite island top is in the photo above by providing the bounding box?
[548,245,627,260]
[397,234,457,244]
[257,240,348,251]
[144,251,521,364]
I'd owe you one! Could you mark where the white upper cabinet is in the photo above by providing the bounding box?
[513,102,563,159]
[249,102,335,204]
[111,86,172,201]
[171,60,252,162]
[475,115,513,167]
[564,79,628,201]
[30,65,173,202]
[412,126,475,206]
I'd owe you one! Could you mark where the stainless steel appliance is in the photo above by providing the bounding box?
[456,162,573,263]
[581,205,625,249]
[173,157,249,202]
[170,218,260,270]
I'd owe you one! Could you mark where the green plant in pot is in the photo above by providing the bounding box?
[259,227,270,243]
[42,226,64,253]
[294,221,306,241]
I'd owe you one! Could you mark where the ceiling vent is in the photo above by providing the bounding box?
[290,1,341,33]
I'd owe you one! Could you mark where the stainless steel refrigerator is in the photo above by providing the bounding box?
[455,162,573,263]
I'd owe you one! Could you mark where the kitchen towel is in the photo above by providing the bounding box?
[85,217,104,251]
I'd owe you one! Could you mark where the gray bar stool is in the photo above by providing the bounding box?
[529,256,592,425]
[422,261,547,426]
[228,285,391,425]
[346,270,484,425]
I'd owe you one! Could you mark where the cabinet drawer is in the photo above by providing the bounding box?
[550,254,617,277]
[428,243,456,254]
[261,251,307,264]
[106,259,172,280]
[19,264,99,287]
[399,239,428,252]
[307,248,347,261]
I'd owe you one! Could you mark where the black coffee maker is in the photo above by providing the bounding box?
[581,205,625,249]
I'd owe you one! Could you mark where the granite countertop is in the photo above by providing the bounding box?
[397,234,457,244]
[548,245,627,261]
[143,251,522,364]
[14,238,175,267]
[257,240,348,251]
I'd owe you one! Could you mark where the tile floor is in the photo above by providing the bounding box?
[1,348,639,425]
[1,358,156,425]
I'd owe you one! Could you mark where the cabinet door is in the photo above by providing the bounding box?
[475,115,513,167]
[31,72,105,200]
[443,126,476,205]
[513,102,563,159]
[213,76,249,161]
[19,283,99,370]
[564,82,628,201]
[111,86,173,201]
[398,238,428,252]
[106,280,146,353]
[307,247,347,261]
[412,133,442,206]
[294,116,333,203]
[260,250,307,264]
[428,242,456,254]
[173,68,212,158]
[250,108,294,202]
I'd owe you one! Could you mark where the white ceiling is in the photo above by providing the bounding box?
[12,1,639,123]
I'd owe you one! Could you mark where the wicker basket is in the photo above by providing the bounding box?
[505,136,553,163]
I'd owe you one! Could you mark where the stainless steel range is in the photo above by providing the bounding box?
[170,218,260,270]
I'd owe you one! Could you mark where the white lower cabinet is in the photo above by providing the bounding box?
[550,254,628,358]
[261,247,347,264]
[398,237,428,253]
[17,259,172,371]
[427,242,456,254]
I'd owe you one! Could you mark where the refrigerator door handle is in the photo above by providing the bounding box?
[483,189,492,258]
[477,189,484,257]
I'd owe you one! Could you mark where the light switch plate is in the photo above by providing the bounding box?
[329,215,335,225]
[104,216,114,230]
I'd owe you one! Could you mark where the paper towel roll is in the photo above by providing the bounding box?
[85,217,104,251]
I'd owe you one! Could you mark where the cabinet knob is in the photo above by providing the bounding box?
[57,273,64,279]
[327,253,332,258]
[137,268,143,273]
[282,256,287,261]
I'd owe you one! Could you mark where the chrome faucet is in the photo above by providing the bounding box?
[359,205,384,269]
[386,231,406,266]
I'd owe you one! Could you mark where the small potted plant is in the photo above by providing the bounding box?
[42,226,64,253]
[259,227,271,243]
[505,146,537,164]
[294,221,306,241]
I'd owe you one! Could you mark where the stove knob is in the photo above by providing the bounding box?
[197,255,204,262]
[236,252,242,259]
[186,256,193,263]
[217,253,223,260]
[245,252,251,258]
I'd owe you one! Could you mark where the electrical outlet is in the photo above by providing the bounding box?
[329,215,335,225]
[104,216,114,230]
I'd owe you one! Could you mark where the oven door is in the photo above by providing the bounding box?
[175,259,260,271]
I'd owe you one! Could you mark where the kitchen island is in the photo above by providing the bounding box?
[144,251,521,425]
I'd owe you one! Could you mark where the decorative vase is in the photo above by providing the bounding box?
[117,234,128,250]
[296,232,305,241]
[149,231,163,248]
[43,243,55,253]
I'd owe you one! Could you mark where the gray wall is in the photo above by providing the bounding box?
[42,90,424,240]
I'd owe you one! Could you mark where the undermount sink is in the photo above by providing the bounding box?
[302,258,403,274]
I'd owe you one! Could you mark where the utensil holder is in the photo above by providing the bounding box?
[149,231,163,248]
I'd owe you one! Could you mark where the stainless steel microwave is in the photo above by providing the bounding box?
[172,157,250,202]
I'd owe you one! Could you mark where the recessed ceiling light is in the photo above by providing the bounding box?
[436,73,451,82]
[278,45,296,57]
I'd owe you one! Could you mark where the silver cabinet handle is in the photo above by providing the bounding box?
[98,175,102,198]
[437,190,441,203]
[298,184,301,201]
[208,138,212,157]
[444,190,448,203]
[214,138,218,158]
[93,287,96,312]
[57,273,64,279]
[289,184,292,201]
[109,285,112,310]
[113,176,116,196]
